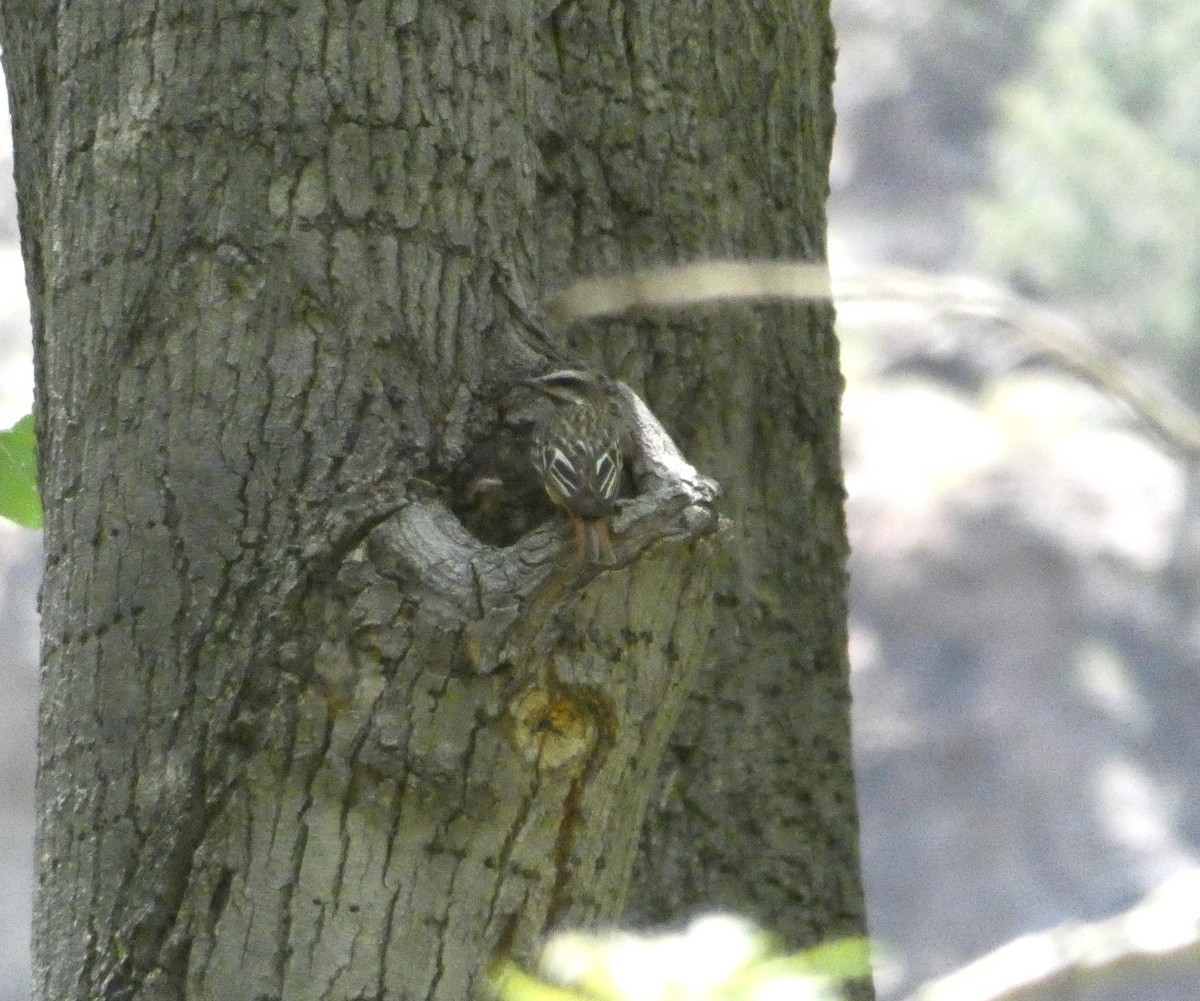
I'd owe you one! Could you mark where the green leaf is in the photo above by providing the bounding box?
[489,961,593,1001]
[786,936,874,982]
[0,413,43,529]
[721,936,873,1000]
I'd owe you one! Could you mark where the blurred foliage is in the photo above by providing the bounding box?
[490,915,871,1001]
[0,413,41,529]
[972,0,1200,385]
[833,0,1046,177]
[912,0,1046,143]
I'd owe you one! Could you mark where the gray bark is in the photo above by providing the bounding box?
[1,2,868,1001]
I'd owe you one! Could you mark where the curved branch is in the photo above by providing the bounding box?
[834,268,1200,462]
[900,869,1200,1001]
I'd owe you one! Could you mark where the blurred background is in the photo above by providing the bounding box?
[2,0,1199,997]
[833,0,1200,997]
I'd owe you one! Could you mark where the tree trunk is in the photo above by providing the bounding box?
[2,3,868,1001]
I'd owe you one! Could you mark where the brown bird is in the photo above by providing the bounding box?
[527,370,625,565]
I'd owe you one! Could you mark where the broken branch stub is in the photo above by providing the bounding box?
[242,382,724,987]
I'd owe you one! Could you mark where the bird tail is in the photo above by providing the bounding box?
[576,517,616,566]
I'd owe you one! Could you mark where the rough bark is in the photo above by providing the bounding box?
[532,0,866,958]
[2,2,867,1001]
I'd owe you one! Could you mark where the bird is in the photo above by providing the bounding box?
[526,370,625,566]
